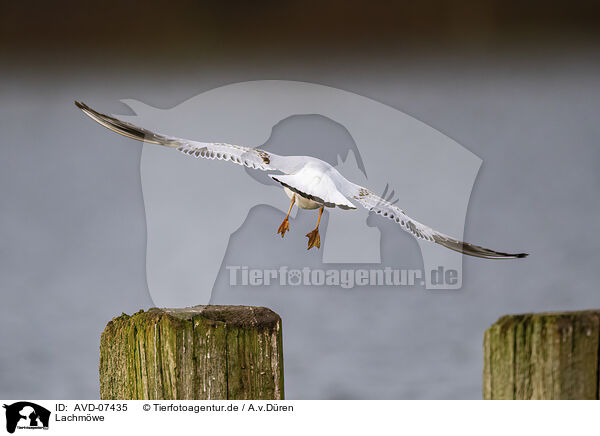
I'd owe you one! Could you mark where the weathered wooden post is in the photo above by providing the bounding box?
[99,305,284,400]
[483,310,600,399]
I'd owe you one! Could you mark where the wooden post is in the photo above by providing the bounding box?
[483,310,600,399]
[99,305,284,400]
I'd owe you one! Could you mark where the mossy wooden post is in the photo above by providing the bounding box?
[99,305,284,400]
[483,310,600,399]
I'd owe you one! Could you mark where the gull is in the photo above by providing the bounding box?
[75,101,528,258]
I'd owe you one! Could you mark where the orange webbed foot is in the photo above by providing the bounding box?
[305,228,321,250]
[277,218,290,237]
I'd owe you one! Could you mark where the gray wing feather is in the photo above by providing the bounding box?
[339,180,528,259]
[75,101,294,172]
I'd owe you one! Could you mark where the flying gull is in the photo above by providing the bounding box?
[75,101,528,259]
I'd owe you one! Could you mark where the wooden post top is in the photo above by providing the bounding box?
[484,309,600,400]
[106,305,282,328]
[100,305,284,400]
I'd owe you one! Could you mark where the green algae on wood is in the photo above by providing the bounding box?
[99,305,284,400]
[483,310,600,399]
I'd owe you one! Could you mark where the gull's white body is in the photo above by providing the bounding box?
[283,187,320,210]
[75,101,528,259]
[270,160,356,210]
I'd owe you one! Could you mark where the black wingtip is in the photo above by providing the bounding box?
[516,253,529,258]
[74,101,89,111]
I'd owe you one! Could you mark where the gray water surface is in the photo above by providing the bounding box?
[1,50,599,398]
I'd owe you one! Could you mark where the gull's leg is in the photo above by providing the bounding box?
[277,195,295,237]
[306,206,324,250]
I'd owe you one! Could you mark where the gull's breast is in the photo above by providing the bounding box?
[283,186,321,210]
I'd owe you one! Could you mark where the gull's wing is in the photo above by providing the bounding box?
[75,101,297,173]
[338,180,528,259]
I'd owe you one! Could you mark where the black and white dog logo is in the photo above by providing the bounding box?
[3,402,50,433]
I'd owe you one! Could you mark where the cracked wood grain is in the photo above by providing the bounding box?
[484,310,600,399]
[100,305,284,400]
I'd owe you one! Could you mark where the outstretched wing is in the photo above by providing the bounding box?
[75,101,295,173]
[339,180,528,259]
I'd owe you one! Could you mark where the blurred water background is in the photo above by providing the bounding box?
[1,1,599,398]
